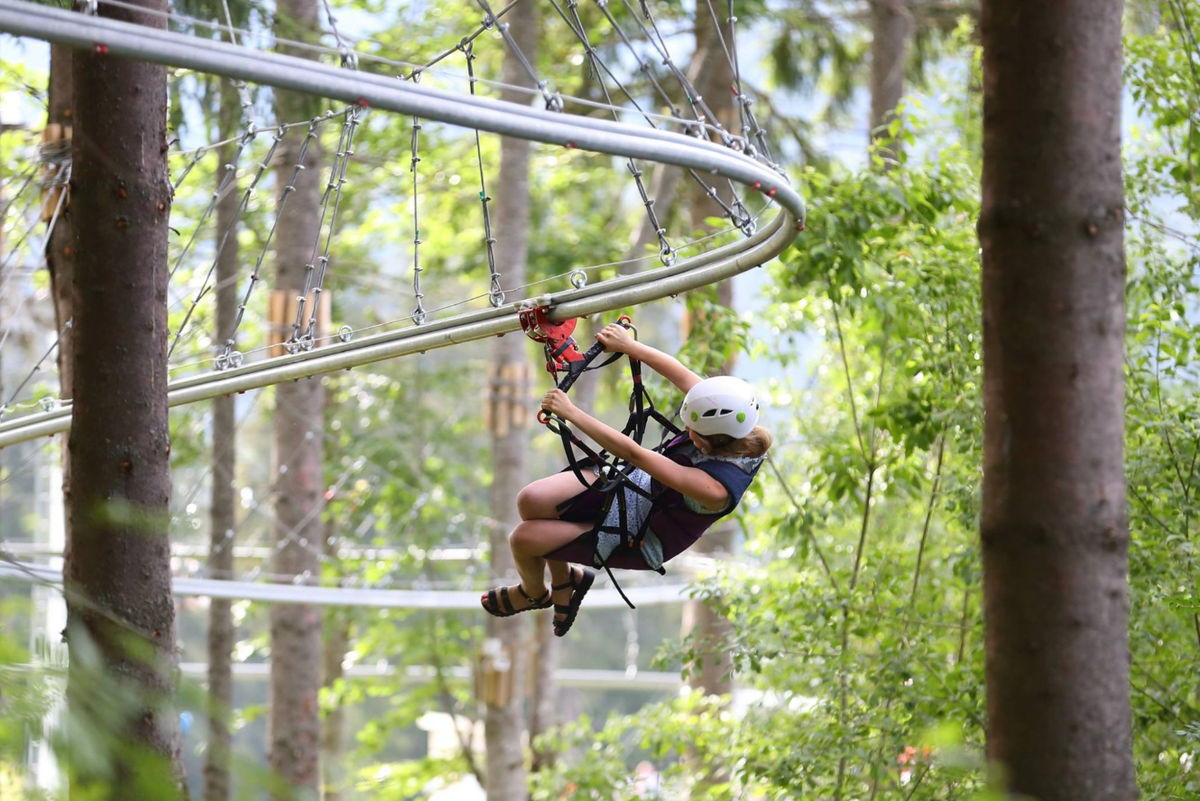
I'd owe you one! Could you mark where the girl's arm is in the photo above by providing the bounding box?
[541,389,729,512]
[595,323,703,394]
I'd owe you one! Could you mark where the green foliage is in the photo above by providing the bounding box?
[8,3,1200,800]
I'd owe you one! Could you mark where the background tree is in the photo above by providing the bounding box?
[869,0,910,155]
[485,0,539,797]
[268,0,327,795]
[203,73,245,801]
[45,38,75,597]
[63,0,185,795]
[977,0,1134,798]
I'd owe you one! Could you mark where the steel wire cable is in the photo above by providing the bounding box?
[91,0,729,139]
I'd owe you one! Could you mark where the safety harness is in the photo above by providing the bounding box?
[519,306,684,608]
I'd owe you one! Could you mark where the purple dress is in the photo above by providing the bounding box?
[545,435,763,571]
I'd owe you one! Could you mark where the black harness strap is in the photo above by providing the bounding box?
[529,313,689,609]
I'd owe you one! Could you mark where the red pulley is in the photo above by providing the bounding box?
[518,305,586,377]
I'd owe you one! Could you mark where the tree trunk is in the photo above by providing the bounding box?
[321,609,350,801]
[868,0,910,156]
[268,0,326,796]
[64,0,184,795]
[527,617,556,772]
[203,76,242,801]
[485,2,538,797]
[46,42,75,570]
[681,11,738,794]
[977,1,1134,799]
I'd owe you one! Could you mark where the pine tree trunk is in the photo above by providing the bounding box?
[321,608,350,801]
[527,617,557,772]
[681,11,738,793]
[268,0,326,796]
[46,43,75,570]
[868,0,910,154]
[682,3,737,694]
[203,76,242,801]
[485,1,537,797]
[977,1,1134,798]
[64,0,184,795]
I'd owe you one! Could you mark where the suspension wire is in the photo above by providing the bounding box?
[463,43,505,307]
[628,0,757,228]
[421,0,520,76]
[594,0,681,120]
[409,87,426,325]
[172,116,325,162]
[0,160,69,380]
[473,0,564,111]
[622,0,729,145]
[0,165,68,366]
[91,0,720,137]
[168,132,254,282]
[172,147,208,191]
[219,113,335,368]
[171,391,265,562]
[594,0,756,235]
[0,438,54,488]
[702,0,747,143]
[0,162,68,295]
[0,320,71,421]
[722,0,775,167]
[622,0,772,231]
[218,0,257,127]
[318,0,358,68]
[168,126,286,360]
[164,209,760,377]
[166,6,264,362]
[296,107,363,345]
[550,0,676,264]
[0,164,38,222]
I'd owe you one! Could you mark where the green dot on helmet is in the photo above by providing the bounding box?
[691,411,699,422]
[737,412,746,423]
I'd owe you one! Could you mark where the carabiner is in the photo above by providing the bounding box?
[617,314,639,340]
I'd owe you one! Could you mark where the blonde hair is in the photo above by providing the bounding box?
[691,425,773,459]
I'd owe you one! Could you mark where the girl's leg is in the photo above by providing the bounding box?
[516,470,599,521]
[509,518,592,594]
[482,518,592,614]
[482,470,599,616]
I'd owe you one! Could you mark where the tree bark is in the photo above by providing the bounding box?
[46,42,76,570]
[527,617,557,772]
[268,0,326,797]
[64,0,184,795]
[681,12,738,794]
[868,0,910,156]
[977,1,1134,799]
[203,76,242,801]
[485,2,538,797]
[321,608,350,801]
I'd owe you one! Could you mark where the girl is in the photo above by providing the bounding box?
[481,322,772,636]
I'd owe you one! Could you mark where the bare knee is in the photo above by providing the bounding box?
[509,522,539,555]
[515,485,536,521]
[516,484,549,521]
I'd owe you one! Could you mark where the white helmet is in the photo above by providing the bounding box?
[682,376,760,439]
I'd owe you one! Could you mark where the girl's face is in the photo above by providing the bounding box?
[686,427,704,449]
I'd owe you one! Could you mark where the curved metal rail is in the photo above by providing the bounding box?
[0,0,805,449]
